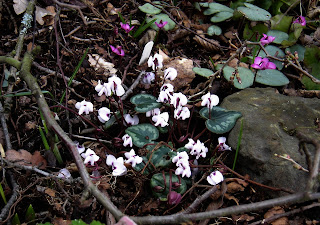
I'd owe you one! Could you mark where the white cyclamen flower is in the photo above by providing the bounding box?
[185,138,195,150]
[146,108,161,117]
[142,72,155,84]
[171,92,188,109]
[124,149,143,167]
[75,100,93,115]
[207,171,224,185]
[164,67,177,80]
[160,83,174,93]
[98,107,111,123]
[190,140,208,159]
[201,92,219,109]
[124,114,139,126]
[75,142,85,154]
[81,148,100,166]
[157,90,172,104]
[175,160,191,178]
[152,112,169,127]
[108,75,125,96]
[57,168,72,179]
[218,137,232,151]
[95,80,112,96]
[106,155,127,176]
[148,53,163,70]
[174,106,190,120]
[122,134,133,147]
[172,151,189,166]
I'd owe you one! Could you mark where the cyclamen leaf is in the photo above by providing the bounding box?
[193,67,214,78]
[126,124,159,147]
[210,11,233,22]
[147,145,172,168]
[237,3,271,21]
[200,107,242,134]
[256,70,289,86]
[258,45,285,70]
[223,66,254,89]
[130,94,161,113]
[139,2,162,14]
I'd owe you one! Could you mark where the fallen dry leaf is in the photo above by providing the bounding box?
[13,0,28,15]
[88,54,118,75]
[232,214,255,222]
[35,6,54,25]
[227,181,245,194]
[6,149,47,169]
[193,30,220,52]
[264,206,289,225]
[165,57,195,91]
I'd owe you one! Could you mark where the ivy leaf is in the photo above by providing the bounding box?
[126,124,159,147]
[256,69,289,86]
[130,94,161,113]
[200,107,242,134]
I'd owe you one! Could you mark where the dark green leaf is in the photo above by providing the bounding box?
[126,124,159,147]
[256,69,289,86]
[130,94,161,113]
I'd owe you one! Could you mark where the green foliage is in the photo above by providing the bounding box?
[0,182,7,204]
[146,14,176,31]
[207,25,222,36]
[133,18,157,38]
[192,67,214,78]
[302,47,320,90]
[258,45,285,70]
[223,66,254,89]
[126,124,159,147]
[11,213,21,225]
[256,69,289,86]
[147,145,172,168]
[210,11,234,22]
[270,14,293,32]
[130,94,161,113]
[266,30,288,44]
[150,172,187,201]
[103,110,126,130]
[25,204,35,225]
[139,2,162,14]
[200,107,242,134]
[232,118,243,170]
[243,23,268,41]
[237,3,271,21]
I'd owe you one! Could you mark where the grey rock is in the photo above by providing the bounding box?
[220,88,320,196]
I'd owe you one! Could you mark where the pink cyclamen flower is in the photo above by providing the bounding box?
[251,57,276,70]
[155,20,168,29]
[120,22,134,33]
[260,34,275,46]
[293,16,306,26]
[110,45,125,57]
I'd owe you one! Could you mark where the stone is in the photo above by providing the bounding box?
[220,88,320,196]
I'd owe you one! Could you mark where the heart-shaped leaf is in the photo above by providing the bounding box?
[237,3,271,21]
[256,69,289,86]
[147,145,172,168]
[266,30,289,44]
[130,94,161,113]
[210,11,233,22]
[209,3,234,13]
[193,67,214,78]
[126,124,159,147]
[151,173,187,201]
[223,66,254,89]
[207,25,222,36]
[139,2,162,14]
[200,107,242,134]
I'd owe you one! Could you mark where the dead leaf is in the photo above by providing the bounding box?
[225,193,240,205]
[167,28,190,43]
[165,57,195,91]
[43,6,56,26]
[36,6,54,25]
[232,214,255,222]
[158,49,170,63]
[6,149,47,169]
[13,0,28,15]
[138,29,157,47]
[25,121,37,130]
[45,187,56,197]
[227,182,245,194]
[88,54,118,75]
[193,30,220,52]
[264,206,289,225]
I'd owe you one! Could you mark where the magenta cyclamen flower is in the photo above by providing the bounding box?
[155,20,168,29]
[260,34,275,46]
[120,22,134,33]
[251,57,276,70]
[110,45,125,57]
[293,16,306,26]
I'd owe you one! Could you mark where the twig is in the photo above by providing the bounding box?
[32,62,81,85]
[0,102,12,150]
[287,61,320,84]
[0,171,19,222]
[52,0,89,25]
[121,71,145,101]
[249,202,320,225]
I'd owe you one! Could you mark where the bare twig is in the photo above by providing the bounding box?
[0,102,12,150]
[121,71,145,101]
